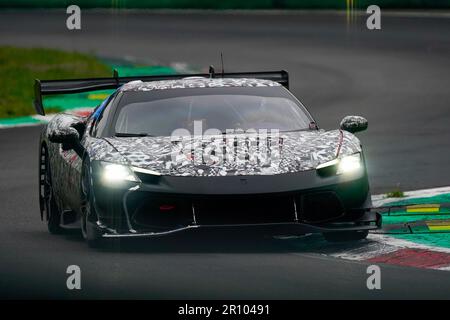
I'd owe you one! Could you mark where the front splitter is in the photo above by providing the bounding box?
[101,214,381,238]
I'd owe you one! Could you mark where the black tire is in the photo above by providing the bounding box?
[323,230,369,242]
[81,158,104,248]
[40,145,64,234]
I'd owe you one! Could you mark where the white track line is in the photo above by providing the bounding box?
[328,240,399,261]
[325,235,450,270]
[0,122,41,129]
[438,265,450,271]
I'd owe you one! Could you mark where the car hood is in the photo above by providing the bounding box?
[91,130,361,177]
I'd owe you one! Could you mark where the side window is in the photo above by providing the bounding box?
[90,93,117,137]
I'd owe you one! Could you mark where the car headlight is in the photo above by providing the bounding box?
[100,162,140,183]
[336,153,362,174]
[316,153,362,175]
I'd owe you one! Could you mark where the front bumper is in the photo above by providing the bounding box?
[90,163,379,237]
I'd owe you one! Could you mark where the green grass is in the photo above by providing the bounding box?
[0,47,111,118]
[386,189,405,198]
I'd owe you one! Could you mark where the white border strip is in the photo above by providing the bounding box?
[0,108,94,130]
[368,233,450,254]
[372,186,450,207]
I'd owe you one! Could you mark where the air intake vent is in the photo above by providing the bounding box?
[301,192,344,223]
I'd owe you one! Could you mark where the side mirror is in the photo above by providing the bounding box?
[48,114,86,156]
[340,116,368,133]
[49,126,79,146]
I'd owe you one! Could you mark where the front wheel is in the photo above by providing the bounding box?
[323,230,369,242]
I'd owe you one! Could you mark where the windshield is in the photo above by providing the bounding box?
[113,87,311,137]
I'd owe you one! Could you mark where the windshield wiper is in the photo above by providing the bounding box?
[114,132,152,137]
[280,128,310,133]
[215,129,309,135]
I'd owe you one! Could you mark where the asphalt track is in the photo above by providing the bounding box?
[0,10,449,299]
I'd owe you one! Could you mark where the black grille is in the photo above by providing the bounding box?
[300,192,344,223]
[125,190,346,231]
[127,193,193,230]
[194,195,296,225]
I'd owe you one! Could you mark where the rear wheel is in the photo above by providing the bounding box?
[323,230,369,242]
[81,158,104,248]
[40,145,63,234]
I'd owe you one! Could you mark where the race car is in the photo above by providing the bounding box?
[35,69,381,247]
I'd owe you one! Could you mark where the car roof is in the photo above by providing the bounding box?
[119,77,281,92]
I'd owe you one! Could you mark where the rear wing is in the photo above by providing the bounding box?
[33,69,289,115]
